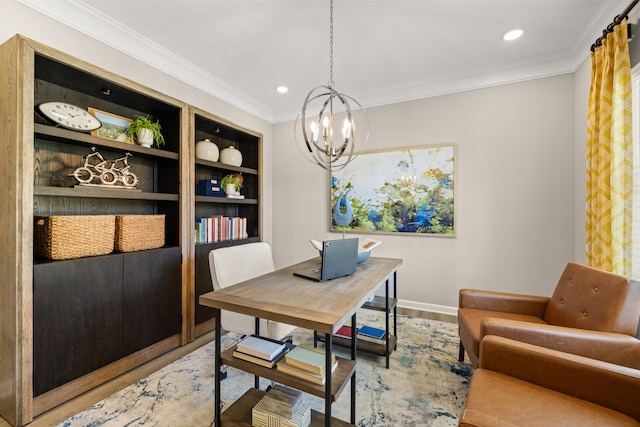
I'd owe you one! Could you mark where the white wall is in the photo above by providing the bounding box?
[273,75,577,312]
[0,0,275,244]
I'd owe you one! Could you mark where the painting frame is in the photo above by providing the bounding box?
[330,144,456,237]
[88,107,133,143]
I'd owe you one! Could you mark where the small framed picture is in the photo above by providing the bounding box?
[88,108,132,143]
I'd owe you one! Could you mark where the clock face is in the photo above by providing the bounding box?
[38,102,102,132]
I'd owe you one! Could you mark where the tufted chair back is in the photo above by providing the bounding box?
[544,262,640,338]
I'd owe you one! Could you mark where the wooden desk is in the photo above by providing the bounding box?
[199,256,402,427]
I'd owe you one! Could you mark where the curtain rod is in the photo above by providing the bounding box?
[591,0,639,52]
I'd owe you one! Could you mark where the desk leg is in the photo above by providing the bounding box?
[214,308,221,427]
[385,277,390,369]
[255,317,260,389]
[351,312,357,424]
[393,270,398,350]
[325,333,332,427]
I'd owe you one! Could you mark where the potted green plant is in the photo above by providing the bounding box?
[220,173,243,196]
[126,115,165,148]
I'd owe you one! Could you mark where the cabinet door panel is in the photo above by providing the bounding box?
[33,255,124,396]
[123,247,181,355]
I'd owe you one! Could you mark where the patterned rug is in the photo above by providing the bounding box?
[57,311,473,427]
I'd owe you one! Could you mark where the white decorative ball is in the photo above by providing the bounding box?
[220,145,243,167]
[195,138,219,162]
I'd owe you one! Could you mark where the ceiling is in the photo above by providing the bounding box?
[18,0,627,123]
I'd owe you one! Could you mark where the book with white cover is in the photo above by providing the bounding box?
[235,335,287,361]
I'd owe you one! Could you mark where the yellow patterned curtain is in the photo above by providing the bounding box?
[586,19,633,276]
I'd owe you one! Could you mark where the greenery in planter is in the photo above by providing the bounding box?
[126,115,165,147]
[220,173,243,192]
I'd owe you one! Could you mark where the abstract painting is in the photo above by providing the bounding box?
[331,144,455,236]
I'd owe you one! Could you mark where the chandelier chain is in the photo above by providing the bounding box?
[328,0,334,88]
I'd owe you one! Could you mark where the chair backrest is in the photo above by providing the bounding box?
[544,262,640,337]
[209,242,276,290]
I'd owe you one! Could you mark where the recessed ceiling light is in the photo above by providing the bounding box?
[276,86,289,94]
[503,29,523,41]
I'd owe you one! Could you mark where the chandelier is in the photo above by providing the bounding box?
[295,0,369,171]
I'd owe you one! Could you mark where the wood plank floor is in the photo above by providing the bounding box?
[1,309,455,427]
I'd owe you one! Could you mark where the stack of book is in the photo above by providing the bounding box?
[276,344,337,385]
[252,392,311,427]
[357,325,387,344]
[232,335,289,368]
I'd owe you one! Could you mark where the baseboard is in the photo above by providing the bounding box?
[396,300,457,323]
[398,299,457,316]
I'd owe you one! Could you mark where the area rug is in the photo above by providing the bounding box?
[57,310,473,426]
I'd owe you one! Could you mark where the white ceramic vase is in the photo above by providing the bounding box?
[220,145,242,167]
[195,138,219,162]
[137,128,154,148]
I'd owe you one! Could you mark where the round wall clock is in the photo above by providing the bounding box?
[38,102,102,132]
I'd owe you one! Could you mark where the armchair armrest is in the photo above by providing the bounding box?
[459,289,549,317]
[480,318,640,369]
[480,335,640,421]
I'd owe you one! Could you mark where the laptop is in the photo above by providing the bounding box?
[294,238,359,282]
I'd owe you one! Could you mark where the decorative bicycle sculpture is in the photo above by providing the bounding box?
[72,147,139,189]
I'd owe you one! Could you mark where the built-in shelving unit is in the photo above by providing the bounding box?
[0,35,266,427]
[189,107,262,337]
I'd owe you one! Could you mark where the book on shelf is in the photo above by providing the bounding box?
[235,335,288,361]
[334,325,353,339]
[284,344,335,375]
[232,345,288,368]
[252,396,311,427]
[357,325,386,340]
[261,384,303,419]
[194,215,248,243]
[225,194,245,199]
[276,358,338,385]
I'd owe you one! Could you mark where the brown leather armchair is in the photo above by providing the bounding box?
[459,335,640,426]
[458,262,640,367]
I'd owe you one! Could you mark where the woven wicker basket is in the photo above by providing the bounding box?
[34,215,116,260]
[115,214,165,252]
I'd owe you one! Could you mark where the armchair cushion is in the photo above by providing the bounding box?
[460,336,640,426]
[457,308,547,367]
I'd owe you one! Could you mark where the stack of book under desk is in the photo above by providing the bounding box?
[224,335,356,426]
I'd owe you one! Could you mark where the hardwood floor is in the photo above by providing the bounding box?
[0,309,456,427]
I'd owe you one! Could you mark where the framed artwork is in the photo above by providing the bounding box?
[88,108,132,143]
[331,144,455,236]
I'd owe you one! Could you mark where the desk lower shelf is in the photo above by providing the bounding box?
[317,334,398,356]
[221,345,356,401]
[221,388,354,426]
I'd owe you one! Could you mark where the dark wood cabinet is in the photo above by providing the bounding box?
[33,247,182,397]
[33,255,124,396]
[123,247,182,354]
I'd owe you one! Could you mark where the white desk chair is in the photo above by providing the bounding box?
[208,242,297,340]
